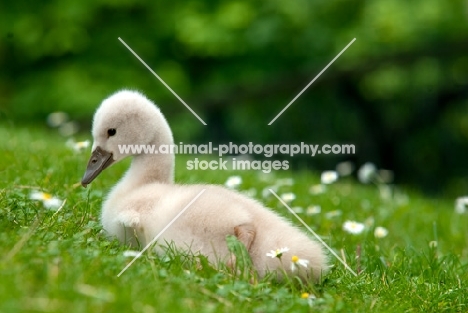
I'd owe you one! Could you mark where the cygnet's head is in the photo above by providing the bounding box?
[81,90,173,186]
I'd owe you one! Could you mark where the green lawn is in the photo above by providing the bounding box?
[1,125,467,313]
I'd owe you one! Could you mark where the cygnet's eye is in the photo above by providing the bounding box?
[107,128,116,137]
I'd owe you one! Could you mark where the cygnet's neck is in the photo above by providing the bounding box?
[127,152,175,186]
[118,139,175,191]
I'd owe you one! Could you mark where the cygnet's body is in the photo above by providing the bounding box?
[82,90,328,281]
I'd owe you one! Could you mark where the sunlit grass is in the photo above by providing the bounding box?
[0,125,467,313]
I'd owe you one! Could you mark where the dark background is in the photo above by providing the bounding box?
[1,0,467,196]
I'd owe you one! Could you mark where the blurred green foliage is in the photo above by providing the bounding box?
[1,0,468,195]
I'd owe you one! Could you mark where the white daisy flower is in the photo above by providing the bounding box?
[291,255,309,272]
[336,161,355,176]
[455,197,468,214]
[301,292,316,299]
[343,220,365,234]
[280,192,296,203]
[357,162,377,184]
[266,247,289,259]
[321,170,338,185]
[123,250,140,257]
[67,139,90,152]
[292,206,304,214]
[225,176,242,189]
[300,292,317,306]
[30,191,63,210]
[374,226,389,238]
[325,210,342,219]
[309,184,325,195]
[306,205,321,215]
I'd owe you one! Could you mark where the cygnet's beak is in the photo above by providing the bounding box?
[81,147,114,187]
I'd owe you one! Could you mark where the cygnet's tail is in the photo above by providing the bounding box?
[249,212,329,282]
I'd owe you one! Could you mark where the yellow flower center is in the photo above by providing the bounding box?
[43,193,52,200]
[291,255,299,262]
[301,292,309,299]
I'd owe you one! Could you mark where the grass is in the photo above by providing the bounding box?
[1,124,467,313]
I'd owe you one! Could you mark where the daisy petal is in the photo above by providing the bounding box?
[374,226,389,238]
[343,220,365,235]
[455,197,468,214]
[358,162,377,184]
[280,192,296,203]
[123,250,140,257]
[225,176,242,189]
[43,198,63,210]
[321,171,338,185]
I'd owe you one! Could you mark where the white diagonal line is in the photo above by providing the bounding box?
[269,189,358,277]
[268,38,356,125]
[117,188,206,277]
[118,37,207,126]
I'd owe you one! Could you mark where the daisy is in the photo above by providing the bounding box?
[123,250,140,257]
[225,176,242,189]
[280,192,296,203]
[455,197,468,214]
[266,247,289,259]
[343,220,365,235]
[292,206,304,214]
[325,210,342,219]
[309,184,325,195]
[291,255,309,272]
[374,226,389,238]
[321,170,338,185]
[67,139,90,152]
[306,205,321,215]
[357,162,377,184]
[300,292,316,300]
[300,292,317,306]
[30,191,63,210]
